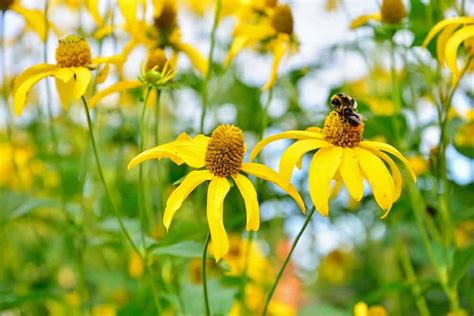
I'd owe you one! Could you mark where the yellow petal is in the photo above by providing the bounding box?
[250,130,323,161]
[128,134,208,169]
[173,42,208,75]
[350,13,381,29]
[163,170,213,230]
[91,55,125,66]
[355,147,394,214]
[55,77,75,109]
[354,302,369,316]
[445,25,474,80]
[372,149,403,204]
[233,174,259,231]
[359,140,416,182]
[73,67,92,99]
[422,16,474,48]
[308,146,343,216]
[96,64,110,84]
[279,139,330,184]
[339,148,363,201]
[12,64,58,95]
[85,0,103,25]
[241,162,306,214]
[118,0,139,27]
[207,176,230,261]
[262,34,290,91]
[436,24,459,67]
[13,68,56,115]
[11,4,47,42]
[88,81,143,108]
[53,67,75,82]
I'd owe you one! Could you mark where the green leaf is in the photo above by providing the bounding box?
[449,245,474,287]
[149,241,203,258]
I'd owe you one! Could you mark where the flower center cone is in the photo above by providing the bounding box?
[323,111,364,147]
[55,35,92,67]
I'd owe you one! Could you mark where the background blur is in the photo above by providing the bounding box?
[0,0,473,315]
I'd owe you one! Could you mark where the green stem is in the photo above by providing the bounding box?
[154,90,163,219]
[146,260,162,315]
[261,206,316,316]
[259,88,273,139]
[81,96,141,256]
[199,0,221,134]
[202,232,211,316]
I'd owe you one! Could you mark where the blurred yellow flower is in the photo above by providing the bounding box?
[408,155,429,176]
[354,302,388,316]
[118,0,208,75]
[455,220,474,249]
[318,249,355,285]
[225,3,299,90]
[92,304,116,316]
[12,35,122,115]
[128,251,145,279]
[57,266,77,289]
[1,0,49,41]
[128,124,305,261]
[350,0,407,29]
[0,142,36,189]
[422,17,474,85]
[251,94,416,218]
[89,48,176,108]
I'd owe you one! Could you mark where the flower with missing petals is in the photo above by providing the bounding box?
[12,35,122,115]
[128,124,305,261]
[250,94,416,218]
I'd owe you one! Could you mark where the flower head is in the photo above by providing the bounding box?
[128,124,305,261]
[250,94,416,218]
[225,3,299,90]
[350,0,407,29]
[12,35,122,115]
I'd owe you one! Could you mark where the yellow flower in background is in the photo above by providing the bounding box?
[12,35,122,115]
[408,155,429,176]
[89,48,176,108]
[455,220,474,249]
[128,124,305,261]
[318,249,355,285]
[251,94,416,218]
[354,302,388,316]
[92,305,116,316]
[1,0,49,41]
[225,3,299,90]
[422,17,474,84]
[118,0,208,75]
[350,0,407,29]
[128,251,144,279]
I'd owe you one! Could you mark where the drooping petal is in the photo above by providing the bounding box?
[96,64,110,84]
[308,146,343,216]
[262,34,290,91]
[350,13,382,29]
[207,176,231,261]
[339,148,364,201]
[163,170,213,230]
[355,147,394,215]
[370,149,403,203]
[88,81,143,108]
[118,0,139,28]
[173,42,208,75]
[241,162,306,213]
[233,174,260,231]
[445,25,474,81]
[73,67,92,99]
[13,68,57,115]
[128,134,208,169]
[55,77,75,109]
[250,130,323,161]
[422,16,474,48]
[12,64,58,95]
[91,55,125,66]
[85,0,103,26]
[359,140,416,182]
[11,4,48,42]
[279,139,330,184]
[436,24,459,67]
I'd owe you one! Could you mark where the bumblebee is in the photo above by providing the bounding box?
[330,93,366,127]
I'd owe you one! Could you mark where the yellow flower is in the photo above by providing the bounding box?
[118,0,208,75]
[408,155,429,176]
[92,305,116,316]
[350,0,406,29]
[455,220,474,249]
[12,35,122,115]
[225,3,299,90]
[318,249,354,284]
[422,17,474,85]
[354,302,388,316]
[251,94,416,218]
[128,251,144,279]
[128,124,305,261]
[89,48,176,108]
[1,0,48,41]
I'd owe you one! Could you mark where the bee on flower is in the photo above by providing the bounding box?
[12,35,122,115]
[250,94,416,218]
[422,17,474,85]
[128,124,305,261]
[225,1,299,90]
